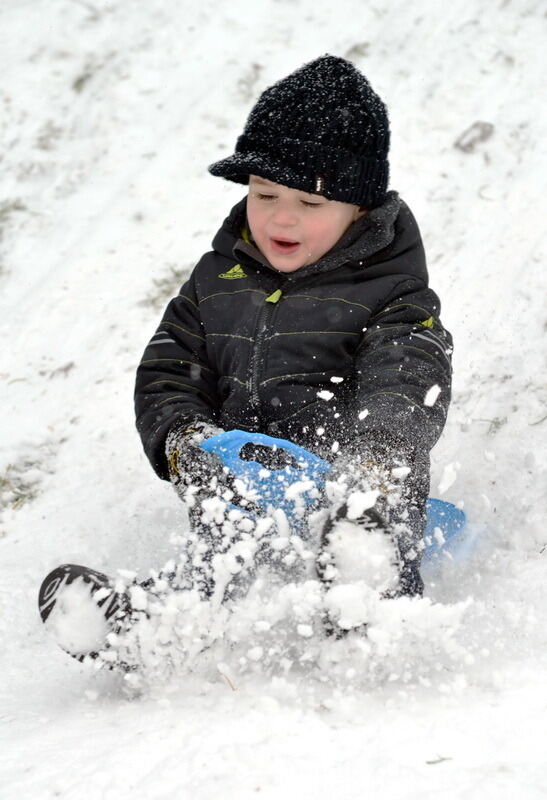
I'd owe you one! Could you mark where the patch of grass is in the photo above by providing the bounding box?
[72,68,94,93]
[0,199,27,240]
[0,463,41,511]
[454,121,495,154]
[0,199,27,277]
[35,120,63,151]
[237,62,263,101]
[344,43,370,60]
[138,263,190,311]
[476,416,508,435]
[38,361,76,380]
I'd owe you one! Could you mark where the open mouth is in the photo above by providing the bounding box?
[270,237,300,254]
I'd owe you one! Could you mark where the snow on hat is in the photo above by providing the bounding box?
[208,54,390,208]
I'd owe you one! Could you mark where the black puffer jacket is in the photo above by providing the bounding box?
[135,192,452,479]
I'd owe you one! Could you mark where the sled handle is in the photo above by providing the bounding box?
[200,429,331,477]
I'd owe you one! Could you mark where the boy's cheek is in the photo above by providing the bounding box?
[246,202,263,240]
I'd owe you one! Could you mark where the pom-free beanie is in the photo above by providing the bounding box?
[208,54,390,208]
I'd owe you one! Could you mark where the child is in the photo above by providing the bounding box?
[134,55,452,623]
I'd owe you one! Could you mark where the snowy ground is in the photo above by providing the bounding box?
[1,0,546,797]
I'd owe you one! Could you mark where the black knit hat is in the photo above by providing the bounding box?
[208,54,390,208]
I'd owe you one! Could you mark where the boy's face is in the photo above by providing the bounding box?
[246,176,366,273]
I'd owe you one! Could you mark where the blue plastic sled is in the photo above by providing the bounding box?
[201,430,468,567]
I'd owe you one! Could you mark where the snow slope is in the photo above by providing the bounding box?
[1,0,546,797]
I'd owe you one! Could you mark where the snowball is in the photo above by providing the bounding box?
[271,536,289,551]
[317,390,334,401]
[272,508,291,537]
[284,479,314,500]
[324,584,372,630]
[433,527,445,546]
[117,569,137,582]
[424,384,441,406]
[255,516,275,536]
[129,584,148,611]
[346,490,379,519]
[247,646,263,662]
[438,462,459,495]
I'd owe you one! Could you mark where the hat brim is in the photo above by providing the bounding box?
[208,152,315,194]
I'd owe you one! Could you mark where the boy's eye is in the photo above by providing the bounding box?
[252,192,322,207]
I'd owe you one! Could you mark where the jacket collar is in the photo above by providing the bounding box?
[214,191,402,278]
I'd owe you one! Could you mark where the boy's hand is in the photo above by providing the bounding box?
[165,422,262,514]
[334,432,412,491]
[166,421,226,494]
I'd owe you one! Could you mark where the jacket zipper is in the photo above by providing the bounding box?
[249,283,285,418]
[248,272,330,419]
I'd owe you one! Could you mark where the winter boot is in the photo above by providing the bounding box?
[316,501,403,636]
[38,564,134,664]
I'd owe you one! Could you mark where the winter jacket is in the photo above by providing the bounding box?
[135,192,452,479]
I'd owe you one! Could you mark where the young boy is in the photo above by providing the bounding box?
[134,55,452,616]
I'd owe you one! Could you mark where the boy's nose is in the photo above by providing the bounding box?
[271,204,298,226]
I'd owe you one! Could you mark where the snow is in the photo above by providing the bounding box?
[323,514,400,592]
[438,462,460,495]
[424,383,442,407]
[44,579,109,656]
[346,489,380,518]
[1,0,546,797]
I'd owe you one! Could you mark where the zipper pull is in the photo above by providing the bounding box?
[265,289,282,304]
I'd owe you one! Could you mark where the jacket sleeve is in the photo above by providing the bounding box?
[134,271,220,479]
[353,279,453,457]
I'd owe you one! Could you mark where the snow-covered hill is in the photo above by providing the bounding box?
[1,1,546,797]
